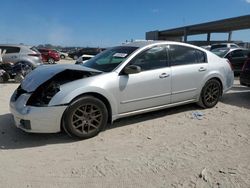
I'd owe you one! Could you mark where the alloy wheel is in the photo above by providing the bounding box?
[71,103,103,135]
[204,82,220,105]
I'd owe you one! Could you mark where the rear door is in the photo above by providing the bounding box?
[169,45,208,103]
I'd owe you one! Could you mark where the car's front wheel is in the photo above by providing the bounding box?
[63,96,108,139]
[198,79,221,108]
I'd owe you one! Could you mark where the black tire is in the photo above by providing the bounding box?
[63,96,108,139]
[198,79,221,108]
[48,58,55,64]
[1,72,10,82]
[60,55,65,59]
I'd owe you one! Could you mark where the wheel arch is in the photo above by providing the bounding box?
[60,92,113,132]
[207,77,223,96]
[202,73,224,95]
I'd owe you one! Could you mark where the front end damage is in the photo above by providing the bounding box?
[9,64,101,133]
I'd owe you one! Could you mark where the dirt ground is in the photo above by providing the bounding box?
[0,61,249,187]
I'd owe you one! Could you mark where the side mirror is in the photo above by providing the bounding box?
[123,65,141,75]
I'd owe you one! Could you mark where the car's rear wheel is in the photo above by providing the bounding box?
[198,79,221,108]
[48,58,55,64]
[60,55,65,59]
[63,96,108,139]
[73,55,78,60]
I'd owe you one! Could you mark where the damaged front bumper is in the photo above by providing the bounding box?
[9,92,67,133]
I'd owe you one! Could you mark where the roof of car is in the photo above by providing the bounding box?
[212,47,248,51]
[0,44,33,48]
[211,43,239,46]
[122,40,189,48]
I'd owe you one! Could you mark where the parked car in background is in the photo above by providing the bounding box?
[211,47,250,73]
[10,41,234,139]
[75,54,94,64]
[68,48,104,60]
[210,43,239,51]
[38,48,60,64]
[0,61,32,82]
[0,69,7,83]
[240,53,250,87]
[200,45,211,51]
[57,51,68,59]
[0,44,43,68]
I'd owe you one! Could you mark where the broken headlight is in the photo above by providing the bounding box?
[26,81,60,106]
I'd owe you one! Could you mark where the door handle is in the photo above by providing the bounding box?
[199,67,206,72]
[159,73,170,78]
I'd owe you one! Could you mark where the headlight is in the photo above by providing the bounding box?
[26,81,60,106]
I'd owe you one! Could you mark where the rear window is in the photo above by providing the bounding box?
[211,44,226,50]
[211,48,229,57]
[31,47,40,53]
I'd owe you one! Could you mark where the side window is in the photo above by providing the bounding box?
[195,50,207,63]
[230,50,244,58]
[82,57,92,61]
[130,46,167,71]
[169,45,206,66]
[4,47,20,54]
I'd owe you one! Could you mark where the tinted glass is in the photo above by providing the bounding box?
[230,50,244,58]
[30,47,39,53]
[169,45,206,66]
[2,46,20,53]
[82,57,92,61]
[130,46,167,71]
[211,44,226,50]
[83,46,138,72]
[196,50,207,62]
[211,48,229,57]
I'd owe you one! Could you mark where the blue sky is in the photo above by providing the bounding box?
[0,0,249,47]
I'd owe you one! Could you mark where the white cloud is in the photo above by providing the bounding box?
[246,0,250,3]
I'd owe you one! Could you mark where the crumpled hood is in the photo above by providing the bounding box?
[21,64,101,92]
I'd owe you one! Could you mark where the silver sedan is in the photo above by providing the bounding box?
[10,41,234,139]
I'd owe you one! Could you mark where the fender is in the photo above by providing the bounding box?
[48,73,119,117]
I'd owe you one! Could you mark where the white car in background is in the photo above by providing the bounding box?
[10,41,234,139]
[210,43,239,51]
[75,54,94,64]
[57,51,68,59]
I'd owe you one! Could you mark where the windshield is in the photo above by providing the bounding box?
[83,46,138,72]
[211,48,229,57]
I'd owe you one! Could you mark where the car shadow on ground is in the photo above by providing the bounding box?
[0,104,199,150]
[108,104,198,130]
[0,113,75,150]
[220,84,250,109]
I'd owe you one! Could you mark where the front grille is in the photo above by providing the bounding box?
[15,85,28,101]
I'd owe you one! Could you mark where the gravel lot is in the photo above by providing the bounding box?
[0,60,250,187]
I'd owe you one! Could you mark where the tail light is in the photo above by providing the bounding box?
[226,59,233,71]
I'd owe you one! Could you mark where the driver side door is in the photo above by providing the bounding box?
[118,45,171,114]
